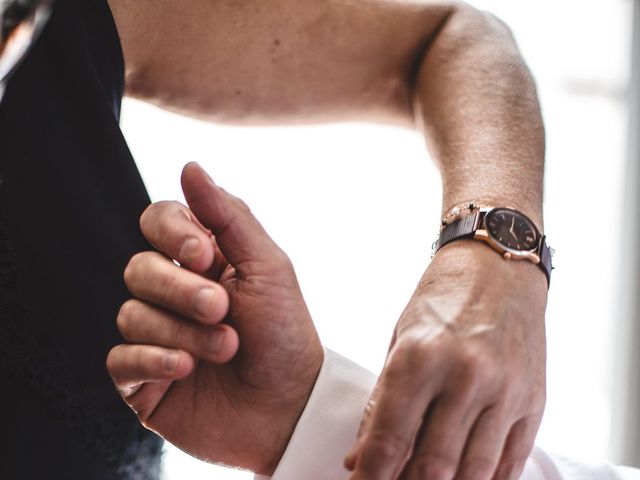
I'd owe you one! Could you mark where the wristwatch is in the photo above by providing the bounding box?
[434,207,553,287]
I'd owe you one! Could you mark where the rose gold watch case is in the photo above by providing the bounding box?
[473,208,542,264]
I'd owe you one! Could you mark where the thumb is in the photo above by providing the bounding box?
[344,383,381,470]
[181,162,283,271]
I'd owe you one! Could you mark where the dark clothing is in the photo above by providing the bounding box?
[0,0,162,478]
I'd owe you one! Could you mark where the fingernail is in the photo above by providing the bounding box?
[343,453,356,470]
[207,330,226,353]
[343,443,359,470]
[164,353,179,372]
[179,238,201,264]
[194,288,216,319]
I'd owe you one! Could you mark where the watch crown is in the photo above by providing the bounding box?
[503,252,512,260]
[431,236,440,258]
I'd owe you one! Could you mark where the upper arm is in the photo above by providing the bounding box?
[106,0,461,125]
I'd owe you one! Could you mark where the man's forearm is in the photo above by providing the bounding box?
[412,5,545,226]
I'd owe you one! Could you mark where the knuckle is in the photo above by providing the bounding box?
[158,205,189,237]
[360,431,410,467]
[456,350,496,392]
[105,350,116,373]
[457,457,496,480]
[386,337,436,380]
[252,249,297,288]
[274,249,293,270]
[220,189,252,218]
[139,204,156,232]
[140,200,180,227]
[393,332,423,352]
[458,349,487,375]
[231,195,251,214]
[105,345,123,374]
[139,202,159,231]
[498,460,526,480]
[270,250,295,280]
[383,351,413,383]
[124,252,146,286]
[116,300,139,336]
[407,455,457,480]
[500,439,531,463]
[172,320,191,348]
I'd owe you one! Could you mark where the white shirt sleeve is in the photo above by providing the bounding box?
[255,349,376,480]
[255,348,640,480]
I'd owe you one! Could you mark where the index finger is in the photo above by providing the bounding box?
[140,200,215,273]
[348,360,438,479]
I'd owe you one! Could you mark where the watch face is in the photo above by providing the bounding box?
[485,208,539,252]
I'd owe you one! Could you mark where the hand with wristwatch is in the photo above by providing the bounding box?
[1,1,553,478]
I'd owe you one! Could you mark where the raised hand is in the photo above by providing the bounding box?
[345,241,548,480]
[106,162,324,474]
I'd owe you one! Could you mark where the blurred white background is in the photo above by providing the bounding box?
[119,0,634,477]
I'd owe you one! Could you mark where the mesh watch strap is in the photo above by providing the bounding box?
[436,212,480,250]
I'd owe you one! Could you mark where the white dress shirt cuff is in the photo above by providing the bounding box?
[255,348,376,480]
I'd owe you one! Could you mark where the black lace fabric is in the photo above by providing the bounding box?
[0,220,162,479]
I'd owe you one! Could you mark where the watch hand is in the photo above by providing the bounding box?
[509,217,518,241]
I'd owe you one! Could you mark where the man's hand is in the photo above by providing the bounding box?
[106,162,324,475]
[345,241,548,480]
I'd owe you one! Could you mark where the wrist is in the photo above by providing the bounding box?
[428,239,549,296]
[259,348,324,475]
[434,204,551,288]
[258,350,377,480]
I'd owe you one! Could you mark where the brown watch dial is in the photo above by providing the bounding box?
[485,208,539,252]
